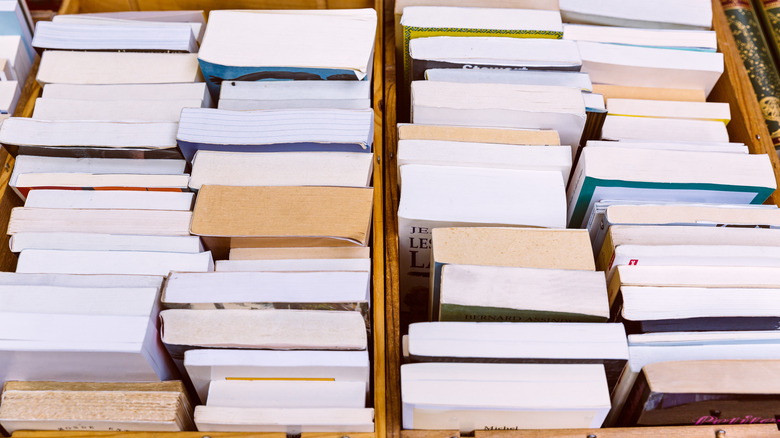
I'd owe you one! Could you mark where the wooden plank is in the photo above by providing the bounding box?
[710,0,780,206]
[12,433,286,438]
[401,431,460,438]
[302,433,376,438]
[476,425,780,438]
[371,0,388,436]
[381,1,401,438]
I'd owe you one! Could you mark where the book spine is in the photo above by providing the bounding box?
[397,217,433,325]
[753,0,780,66]
[722,0,780,149]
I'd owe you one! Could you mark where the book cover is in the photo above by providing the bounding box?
[402,26,561,86]
[619,361,780,427]
[722,0,780,149]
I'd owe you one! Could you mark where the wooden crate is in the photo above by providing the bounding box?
[1,0,387,437]
[380,1,780,437]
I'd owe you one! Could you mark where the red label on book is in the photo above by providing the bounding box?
[722,0,753,9]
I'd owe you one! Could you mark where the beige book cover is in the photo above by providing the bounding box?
[190,185,373,259]
[591,84,707,102]
[229,246,370,260]
[397,123,560,145]
[0,381,194,432]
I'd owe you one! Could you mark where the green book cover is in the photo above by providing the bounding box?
[753,0,780,64]
[568,177,775,229]
[722,0,780,149]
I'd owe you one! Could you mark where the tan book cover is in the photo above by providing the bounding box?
[397,124,560,145]
[432,227,595,270]
[0,381,194,432]
[229,246,371,260]
[429,227,595,320]
[592,84,706,102]
[190,185,373,259]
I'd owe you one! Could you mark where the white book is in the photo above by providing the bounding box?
[184,348,369,404]
[586,140,748,154]
[215,258,371,273]
[0,80,19,114]
[424,68,593,91]
[1,314,149,349]
[409,37,580,80]
[8,208,192,236]
[398,164,566,305]
[406,322,628,362]
[218,80,370,111]
[206,379,366,409]
[10,233,203,254]
[614,265,780,289]
[176,108,374,161]
[563,24,716,51]
[621,286,780,320]
[600,116,730,143]
[611,245,780,273]
[402,362,611,432]
[31,98,204,122]
[606,99,730,124]
[36,51,201,85]
[16,249,214,275]
[52,10,206,44]
[10,155,186,185]
[411,81,586,148]
[0,35,31,81]
[559,0,712,30]
[0,272,163,288]
[12,174,189,200]
[0,285,158,316]
[0,339,176,387]
[189,150,373,190]
[198,9,376,82]
[589,202,777,254]
[161,271,369,307]
[32,21,197,52]
[577,41,723,96]
[0,119,179,155]
[194,407,374,433]
[42,83,212,107]
[438,264,609,322]
[396,139,571,186]
[24,190,193,210]
[159,309,367,351]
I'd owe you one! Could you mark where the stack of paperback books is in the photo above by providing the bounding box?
[160,8,378,433]
[0,5,378,434]
[394,0,780,431]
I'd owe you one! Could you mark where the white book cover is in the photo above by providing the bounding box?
[16,249,214,276]
[9,233,203,254]
[184,348,369,404]
[206,379,366,409]
[194,406,374,433]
